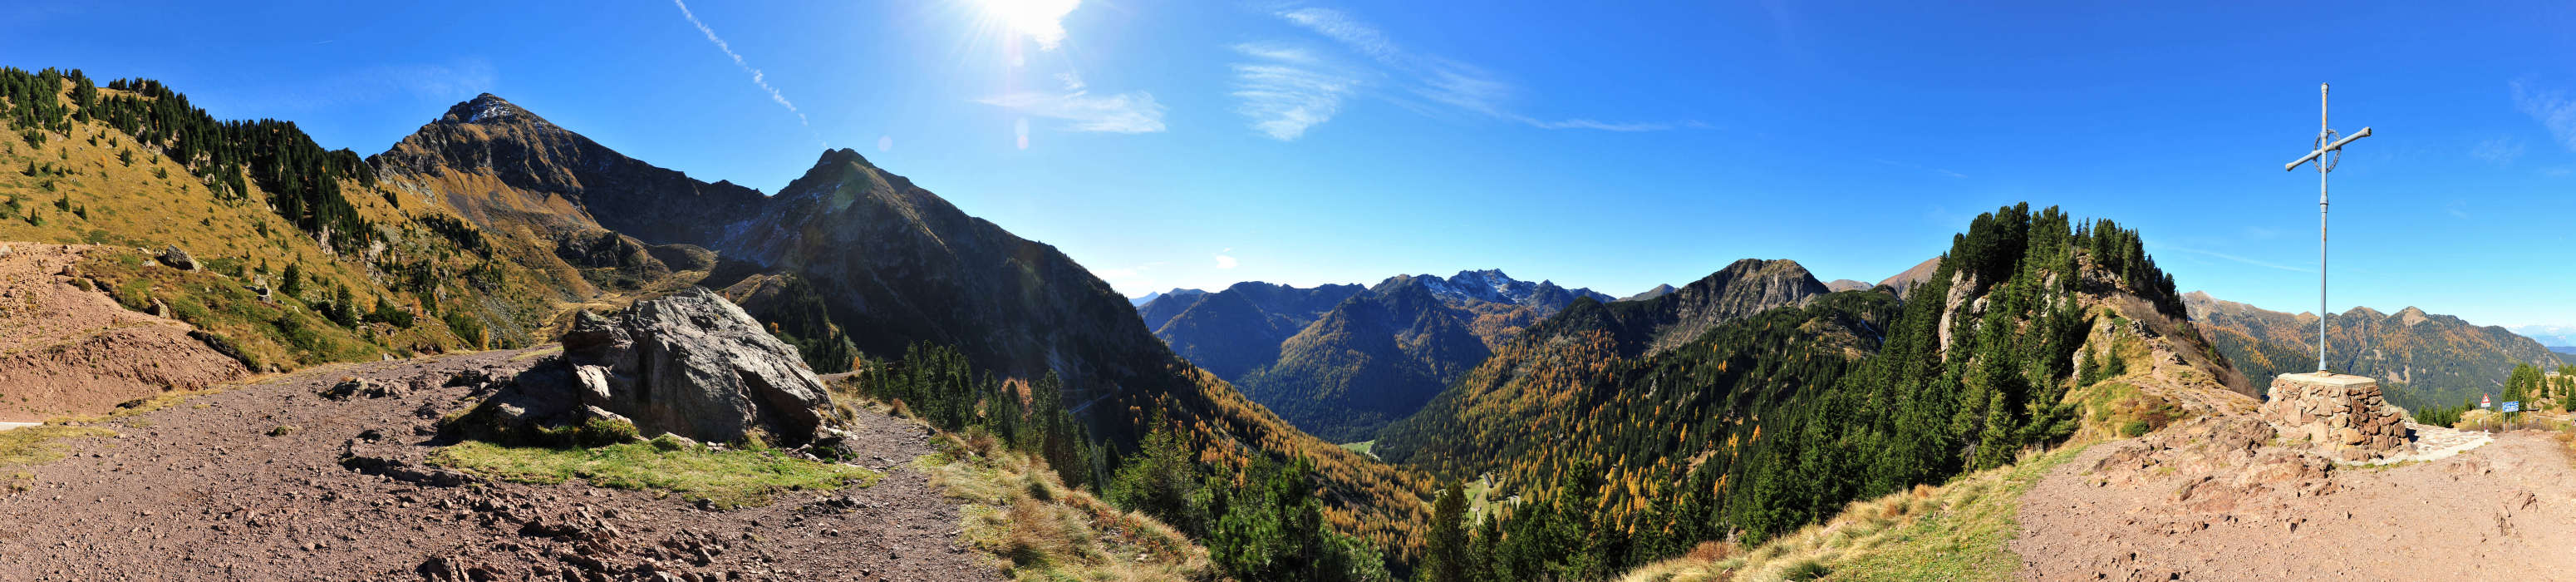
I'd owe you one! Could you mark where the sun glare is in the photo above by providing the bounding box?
[977,0,1079,51]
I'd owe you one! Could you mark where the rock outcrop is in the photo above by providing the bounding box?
[463,287,833,446]
[157,244,199,270]
[2262,372,2412,461]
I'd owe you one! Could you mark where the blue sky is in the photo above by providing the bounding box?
[5,1,2574,328]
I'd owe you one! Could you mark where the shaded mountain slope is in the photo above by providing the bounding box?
[1147,281,1361,377]
[1238,282,1491,441]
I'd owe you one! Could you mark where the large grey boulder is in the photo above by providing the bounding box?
[158,244,200,270]
[465,287,833,446]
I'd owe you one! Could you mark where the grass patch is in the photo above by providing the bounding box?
[0,423,117,468]
[922,430,1212,581]
[1618,445,2087,582]
[429,439,879,509]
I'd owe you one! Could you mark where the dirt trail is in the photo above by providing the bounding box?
[0,242,245,421]
[2016,427,2576,580]
[0,348,996,581]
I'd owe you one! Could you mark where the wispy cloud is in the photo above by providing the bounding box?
[674,0,822,146]
[241,60,498,111]
[1230,43,1359,141]
[1214,249,1239,269]
[1234,6,1688,139]
[2513,79,2576,152]
[2473,136,2526,166]
[976,72,1168,135]
[1868,157,1967,179]
[2152,244,2313,274]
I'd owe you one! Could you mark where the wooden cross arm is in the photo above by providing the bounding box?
[2283,126,2374,171]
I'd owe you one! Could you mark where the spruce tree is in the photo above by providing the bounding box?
[1423,480,1470,582]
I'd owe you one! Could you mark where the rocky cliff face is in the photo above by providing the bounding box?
[1639,259,1836,356]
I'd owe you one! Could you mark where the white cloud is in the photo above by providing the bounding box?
[979,91,1168,134]
[1279,7,1399,62]
[1245,6,1687,136]
[2472,136,2525,165]
[877,135,893,152]
[1230,43,1359,141]
[1516,116,1676,132]
[674,0,823,146]
[2513,79,2576,152]
[1214,249,1239,269]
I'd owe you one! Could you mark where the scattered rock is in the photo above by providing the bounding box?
[320,377,403,400]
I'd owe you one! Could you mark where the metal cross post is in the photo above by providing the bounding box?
[2283,82,2372,373]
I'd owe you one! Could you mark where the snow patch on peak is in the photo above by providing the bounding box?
[466,101,516,123]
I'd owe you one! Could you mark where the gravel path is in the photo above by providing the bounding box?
[2016,430,2576,580]
[0,348,999,582]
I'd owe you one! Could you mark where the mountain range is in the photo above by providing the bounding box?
[2184,291,2569,409]
[1136,270,1614,441]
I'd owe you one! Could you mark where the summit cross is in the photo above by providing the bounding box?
[2282,82,2372,374]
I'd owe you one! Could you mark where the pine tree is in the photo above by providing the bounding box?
[1423,480,1471,582]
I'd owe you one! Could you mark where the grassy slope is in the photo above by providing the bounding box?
[0,81,642,371]
[1616,446,2085,582]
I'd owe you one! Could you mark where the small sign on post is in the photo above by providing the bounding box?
[2505,402,2521,414]
[2483,394,2493,409]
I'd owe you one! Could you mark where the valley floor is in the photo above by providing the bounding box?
[0,348,995,581]
[2015,427,2576,580]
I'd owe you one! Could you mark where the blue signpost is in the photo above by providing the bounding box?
[2504,402,2521,414]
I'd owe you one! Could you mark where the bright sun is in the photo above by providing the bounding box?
[976,0,1080,50]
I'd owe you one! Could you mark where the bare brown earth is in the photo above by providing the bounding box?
[0,347,997,582]
[0,243,246,421]
[2016,422,2576,581]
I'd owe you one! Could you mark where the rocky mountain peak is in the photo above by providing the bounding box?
[438,93,545,127]
[812,147,873,170]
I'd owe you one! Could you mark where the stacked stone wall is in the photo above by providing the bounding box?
[2261,373,2411,461]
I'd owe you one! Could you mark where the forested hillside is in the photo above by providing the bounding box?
[1384,204,2221,578]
